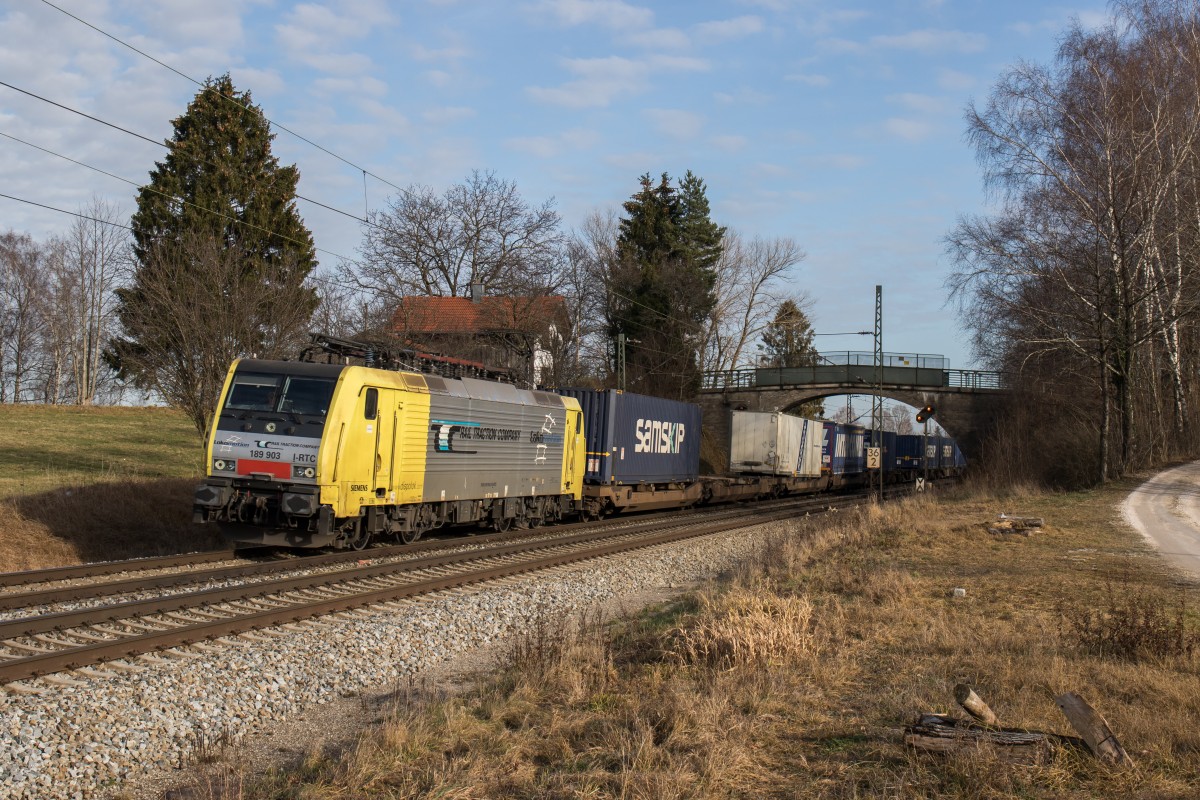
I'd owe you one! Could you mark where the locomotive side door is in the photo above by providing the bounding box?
[564,407,585,495]
[371,388,394,498]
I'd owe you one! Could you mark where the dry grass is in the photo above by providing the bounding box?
[0,404,218,570]
[216,478,1200,799]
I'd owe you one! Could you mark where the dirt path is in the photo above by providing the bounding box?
[1121,460,1200,582]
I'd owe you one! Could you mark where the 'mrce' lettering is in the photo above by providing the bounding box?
[634,418,686,454]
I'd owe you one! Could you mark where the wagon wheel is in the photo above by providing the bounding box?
[493,516,513,533]
[399,506,433,544]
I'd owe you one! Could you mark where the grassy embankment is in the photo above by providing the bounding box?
[0,404,220,571]
[210,483,1199,799]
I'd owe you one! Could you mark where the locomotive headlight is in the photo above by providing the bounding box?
[212,458,230,471]
[292,465,316,479]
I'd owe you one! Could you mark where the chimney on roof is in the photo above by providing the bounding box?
[470,281,485,303]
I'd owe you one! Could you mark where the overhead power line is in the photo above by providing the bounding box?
[0,190,355,293]
[0,82,386,233]
[38,0,413,203]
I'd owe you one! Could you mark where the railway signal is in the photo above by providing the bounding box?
[915,404,935,423]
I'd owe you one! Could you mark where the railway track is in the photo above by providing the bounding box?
[0,490,855,612]
[0,492,867,686]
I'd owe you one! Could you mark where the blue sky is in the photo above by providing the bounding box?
[1,0,1111,370]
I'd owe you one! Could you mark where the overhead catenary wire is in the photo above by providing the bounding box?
[38,0,416,202]
[0,81,385,234]
[20,4,738,344]
[0,129,368,277]
[1,82,715,341]
[0,190,356,293]
[1,72,724,350]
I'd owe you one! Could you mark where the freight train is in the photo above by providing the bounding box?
[193,350,965,550]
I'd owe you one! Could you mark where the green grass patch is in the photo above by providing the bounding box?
[0,404,205,500]
[0,404,218,570]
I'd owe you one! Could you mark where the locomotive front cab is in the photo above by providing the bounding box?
[193,359,344,547]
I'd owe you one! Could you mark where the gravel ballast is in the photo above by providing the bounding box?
[0,522,787,799]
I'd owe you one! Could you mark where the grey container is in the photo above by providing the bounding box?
[550,388,701,484]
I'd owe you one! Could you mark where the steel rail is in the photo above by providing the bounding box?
[0,498,842,684]
[0,550,237,589]
[0,494,824,611]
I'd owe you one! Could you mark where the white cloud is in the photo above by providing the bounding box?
[884,117,934,142]
[887,93,945,114]
[230,67,287,95]
[644,108,704,140]
[506,136,562,158]
[275,2,395,77]
[410,41,470,63]
[424,70,452,87]
[527,54,708,108]
[710,134,747,152]
[603,150,663,171]
[798,9,868,37]
[714,87,772,104]
[694,15,764,43]
[937,69,974,91]
[785,73,830,87]
[818,37,866,55]
[752,162,791,178]
[314,76,388,97]
[530,0,654,30]
[811,154,866,170]
[625,27,691,49]
[505,128,601,158]
[423,106,476,124]
[870,29,987,54]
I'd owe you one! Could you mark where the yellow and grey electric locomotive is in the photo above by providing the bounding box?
[193,356,586,549]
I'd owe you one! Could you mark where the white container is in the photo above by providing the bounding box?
[796,418,824,478]
[730,411,817,476]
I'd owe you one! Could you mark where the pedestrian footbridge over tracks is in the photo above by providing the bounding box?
[697,353,1006,467]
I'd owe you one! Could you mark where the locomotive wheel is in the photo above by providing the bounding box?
[493,517,513,532]
[399,527,422,545]
[347,523,371,551]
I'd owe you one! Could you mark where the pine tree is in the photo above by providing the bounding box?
[760,299,824,417]
[109,75,318,435]
[610,171,723,399]
[759,299,818,368]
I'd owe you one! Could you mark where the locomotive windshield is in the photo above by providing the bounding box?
[225,372,336,417]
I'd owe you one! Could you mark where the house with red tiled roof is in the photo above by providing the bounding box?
[390,284,568,385]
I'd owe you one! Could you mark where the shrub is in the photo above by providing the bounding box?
[1062,584,1198,661]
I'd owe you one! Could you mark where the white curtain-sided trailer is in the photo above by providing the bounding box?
[730,411,823,478]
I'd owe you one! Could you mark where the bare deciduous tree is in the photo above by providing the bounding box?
[0,231,48,403]
[107,232,316,435]
[949,0,1200,484]
[352,170,564,301]
[702,232,807,372]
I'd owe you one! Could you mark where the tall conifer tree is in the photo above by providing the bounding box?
[611,171,723,399]
[110,75,318,434]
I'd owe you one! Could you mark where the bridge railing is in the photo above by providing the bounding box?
[700,365,1006,391]
[944,369,1005,389]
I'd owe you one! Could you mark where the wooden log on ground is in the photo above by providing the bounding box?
[998,515,1044,527]
[954,684,1000,727]
[904,714,1088,765]
[1054,692,1134,767]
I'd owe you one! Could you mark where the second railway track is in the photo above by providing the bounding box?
[0,492,865,686]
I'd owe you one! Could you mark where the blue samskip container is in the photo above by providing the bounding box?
[549,389,702,484]
[894,434,925,471]
[822,423,867,475]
